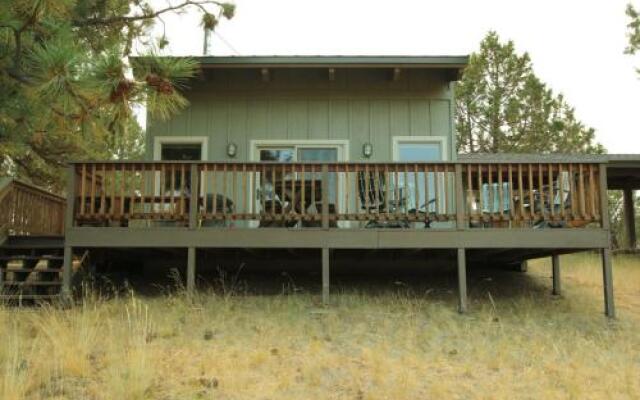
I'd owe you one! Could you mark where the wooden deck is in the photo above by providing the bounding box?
[0,158,618,317]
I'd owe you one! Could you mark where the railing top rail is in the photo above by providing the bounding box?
[70,159,606,165]
[2,178,66,203]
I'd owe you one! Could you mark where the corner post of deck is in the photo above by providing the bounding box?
[457,248,467,313]
[599,163,615,318]
[322,247,330,305]
[185,163,199,295]
[62,165,77,301]
[454,163,465,229]
[551,253,561,296]
[623,186,636,250]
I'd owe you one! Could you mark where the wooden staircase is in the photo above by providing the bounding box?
[0,178,68,304]
[0,237,65,303]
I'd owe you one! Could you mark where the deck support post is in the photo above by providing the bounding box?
[623,187,636,250]
[551,254,561,296]
[457,248,467,313]
[601,248,615,318]
[187,247,196,294]
[519,260,528,272]
[61,165,76,303]
[62,246,73,301]
[322,247,330,305]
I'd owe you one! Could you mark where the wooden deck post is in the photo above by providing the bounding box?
[601,248,615,318]
[187,247,196,293]
[62,165,76,301]
[62,246,73,300]
[457,248,467,313]
[599,163,615,318]
[322,247,330,305]
[623,187,636,250]
[455,163,465,229]
[552,254,561,296]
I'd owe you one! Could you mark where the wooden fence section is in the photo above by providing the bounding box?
[71,161,603,229]
[0,179,66,236]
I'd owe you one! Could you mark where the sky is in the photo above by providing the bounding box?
[149,0,640,154]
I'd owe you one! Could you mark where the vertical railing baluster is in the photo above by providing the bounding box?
[311,164,316,220]
[559,164,565,220]
[466,164,472,221]
[170,164,176,219]
[140,163,146,216]
[110,164,116,219]
[252,164,257,218]
[202,164,208,219]
[179,164,186,218]
[518,164,524,221]
[223,164,228,219]
[538,164,545,221]
[414,164,419,215]
[528,164,535,221]
[477,164,483,220]
[90,163,97,217]
[120,164,126,219]
[342,164,347,218]
[589,164,596,220]
[404,164,410,218]
[578,163,586,219]
[100,164,106,218]
[131,164,138,217]
[508,164,514,222]
[487,163,493,220]
[233,163,238,219]
[212,164,218,218]
[498,164,504,221]
[159,164,165,218]
[301,163,306,220]
[322,164,329,228]
[548,163,555,220]
[569,163,576,220]
[355,164,361,219]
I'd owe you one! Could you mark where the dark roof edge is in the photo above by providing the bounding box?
[131,55,469,68]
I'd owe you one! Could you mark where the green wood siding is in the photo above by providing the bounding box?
[147,68,456,161]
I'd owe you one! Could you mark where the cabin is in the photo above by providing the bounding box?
[2,55,639,317]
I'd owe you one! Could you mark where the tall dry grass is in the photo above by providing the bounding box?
[1,253,639,399]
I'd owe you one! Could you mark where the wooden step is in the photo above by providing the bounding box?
[2,268,62,273]
[2,281,62,286]
[0,255,63,261]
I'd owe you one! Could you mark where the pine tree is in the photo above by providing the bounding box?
[0,0,235,191]
[456,31,603,155]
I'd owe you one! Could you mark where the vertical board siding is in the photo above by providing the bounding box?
[148,71,453,162]
[151,97,453,162]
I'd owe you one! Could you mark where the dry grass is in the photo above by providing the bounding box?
[1,253,640,399]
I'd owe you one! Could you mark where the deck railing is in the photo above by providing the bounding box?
[70,161,605,229]
[0,179,66,236]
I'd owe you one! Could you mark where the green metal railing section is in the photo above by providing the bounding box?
[0,179,66,237]
[70,161,605,229]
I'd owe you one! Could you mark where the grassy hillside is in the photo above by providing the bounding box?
[1,253,639,399]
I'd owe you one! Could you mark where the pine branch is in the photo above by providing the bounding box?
[72,0,226,27]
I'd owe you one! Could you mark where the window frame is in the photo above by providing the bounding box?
[391,136,448,162]
[392,136,449,215]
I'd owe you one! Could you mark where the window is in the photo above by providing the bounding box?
[251,140,348,212]
[153,136,208,194]
[393,136,447,213]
